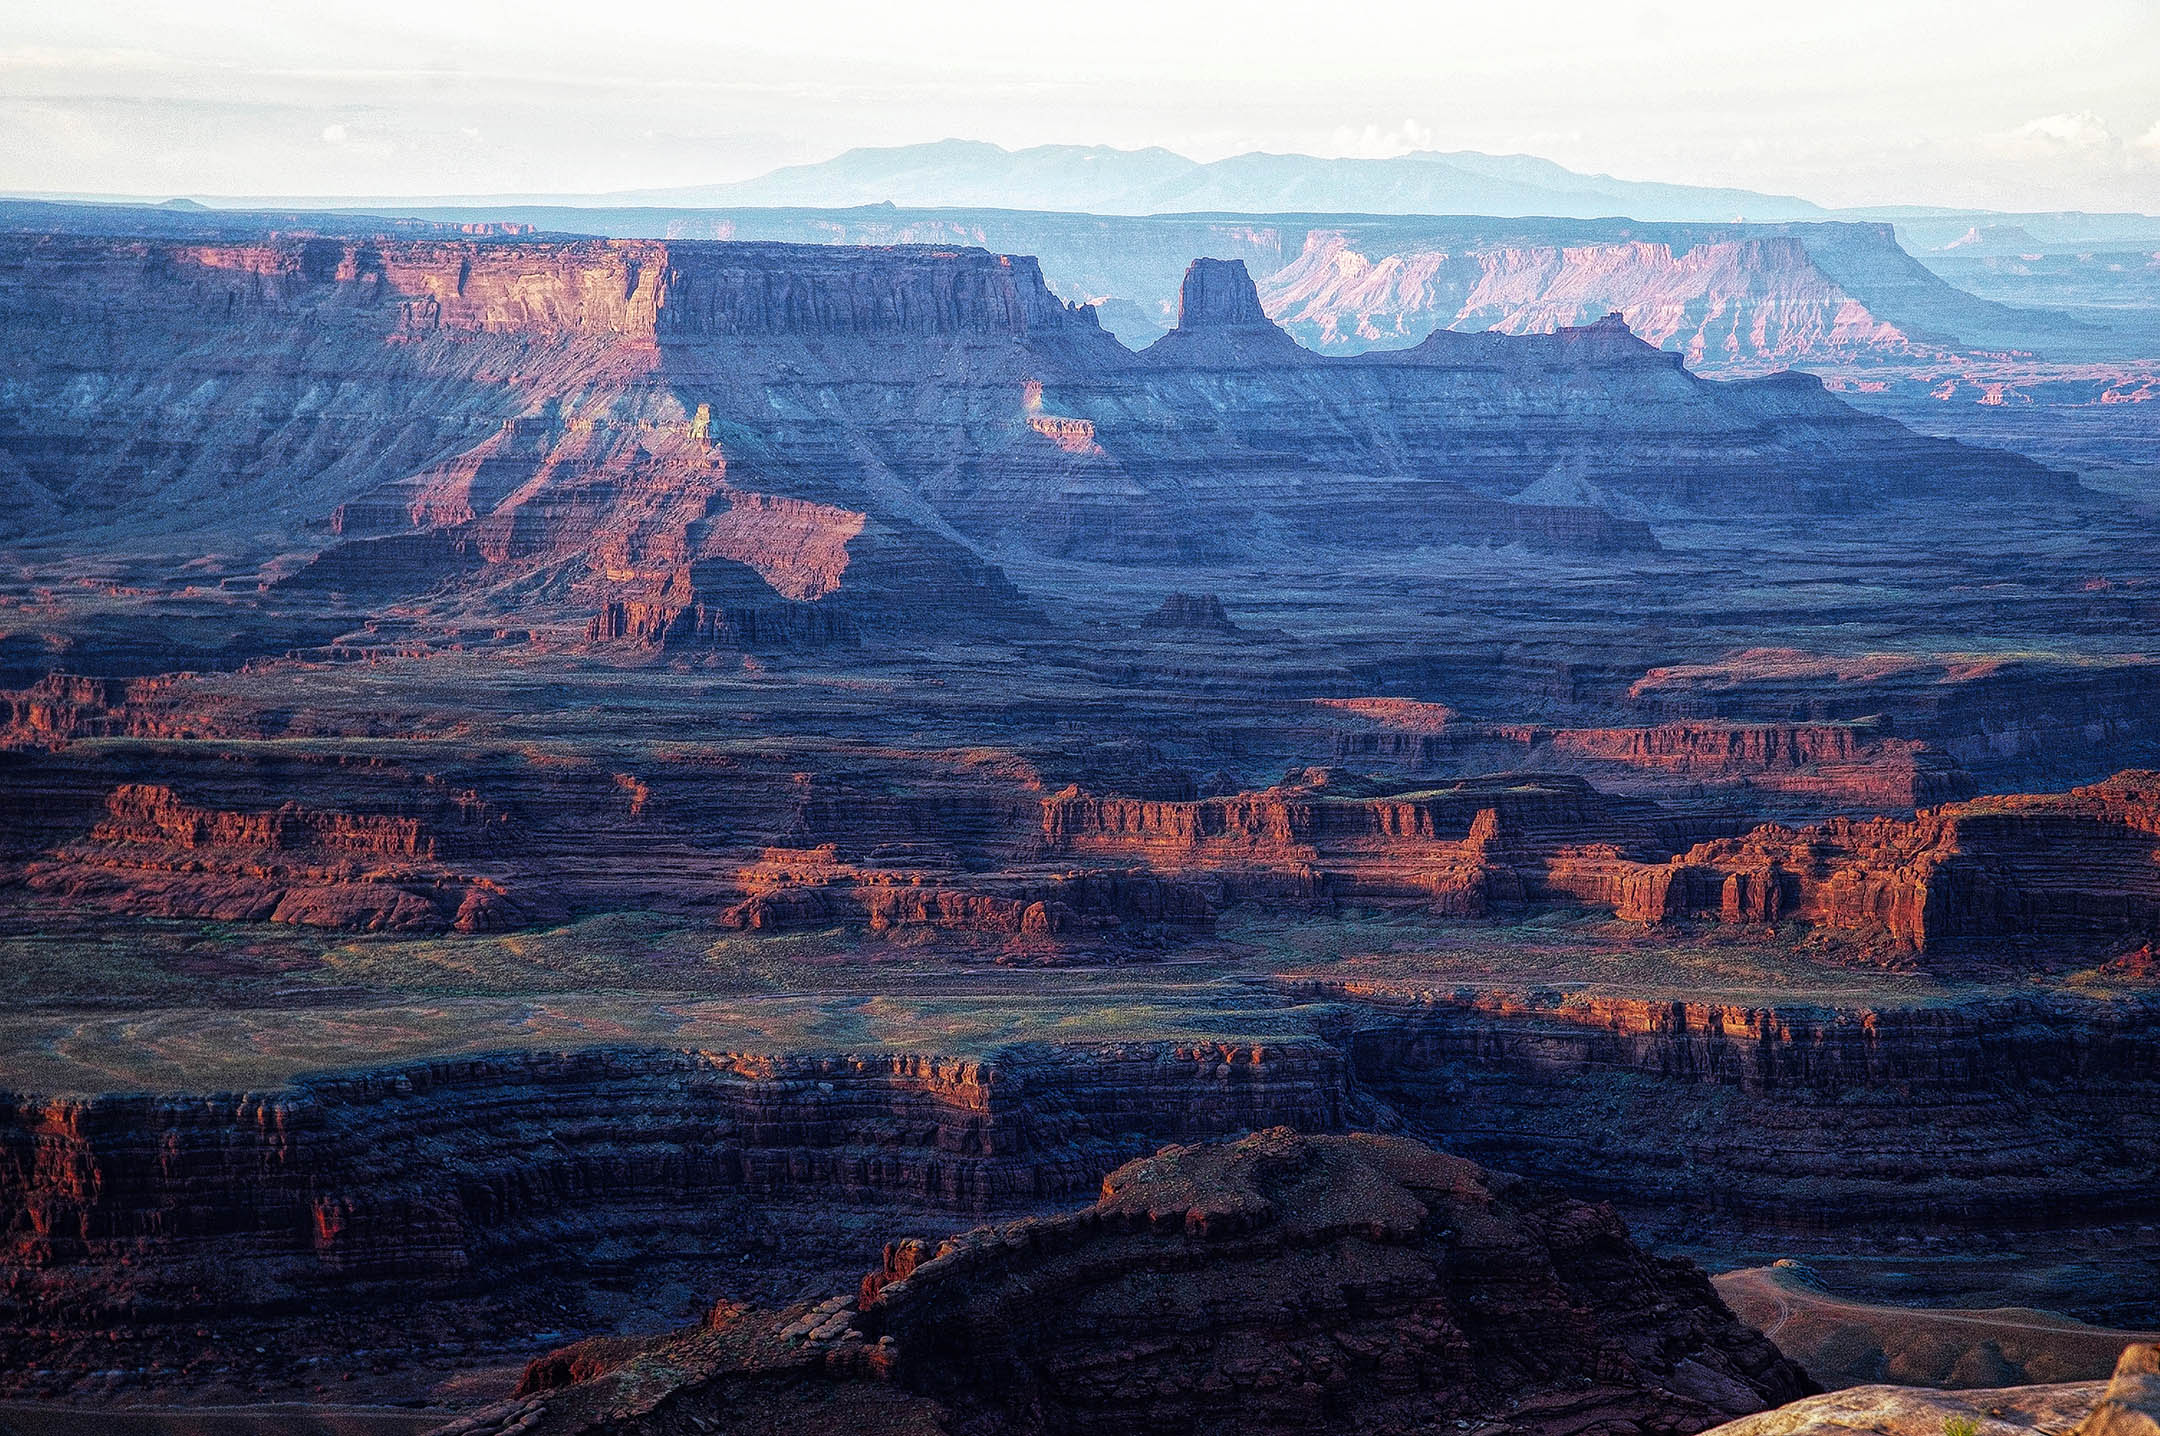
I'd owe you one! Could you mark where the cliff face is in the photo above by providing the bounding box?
[0,1042,1350,1333]
[1039,772,1688,915]
[1558,771,2160,949]
[1,230,2066,662]
[719,848,1219,939]
[6,726,2148,947]
[16,780,543,932]
[6,993,2158,1396]
[1327,984,2160,1236]
[0,234,1053,648]
[1263,231,1927,368]
[1320,713,1975,815]
[0,732,1075,939]
[0,672,274,749]
[400,205,2074,366]
[1063,266,2062,524]
[474,1129,1812,1436]
[1614,652,2160,796]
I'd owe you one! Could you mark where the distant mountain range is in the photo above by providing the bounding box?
[612,139,1832,223]
[26,138,2160,244]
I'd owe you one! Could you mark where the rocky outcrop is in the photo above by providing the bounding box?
[2082,1345,2160,1436]
[1174,257,1274,328]
[469,1129,1812,1436]
[1624,652,2160,790]
[1040,770,1710,916]
[863,1129,1812,1434]
[1555,770,2160,950]
[11,737,2146,949]
[1701,1345,2160,1436]
[0,670,417,749]
[0,732,1079,941]
[16,780,545,933]
[718,848,1217,942]
[1698,1377,2111,1436]
[0,674,184,749]
[1038,760,2160,942]
[1140,592,1238,632]
[1057,260,2061,533]
[1142,257,1310,366]
[1320,711,1974,815]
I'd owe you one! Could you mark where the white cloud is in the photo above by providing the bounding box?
[2138,121,2160,152]
[1327,119,1437,160]
[320,123,347,144]
[2011,111,2112,148]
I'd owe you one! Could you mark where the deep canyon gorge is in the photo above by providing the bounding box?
[1,190,2158,1436]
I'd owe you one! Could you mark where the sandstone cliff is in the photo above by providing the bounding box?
[1553,770,2160,950]
[1323,983,2160,1248]
[453,1129,1812,1436]
[1041,769,1701,916]
[0,1042,1349,1341]
[1,228,2066,659]
[1319,710,1975,815]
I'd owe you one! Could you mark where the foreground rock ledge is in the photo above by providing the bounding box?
[1703,1342,2160,1436]
[454,1128,1812,1435]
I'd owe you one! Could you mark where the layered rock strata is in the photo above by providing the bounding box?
[0,1042,1349,1336]
[1555,771,2160,950]
[17,780,541,932]
[1322,983,2160,1250]
[459,1129,1812,1436]
[1700,1344,2160,1436]
[1320,711,1975,814]
[1713,1262,2160,1390]
[1041,769,1727,916]
[0,231,2065,651]
[1623,653,2160,790]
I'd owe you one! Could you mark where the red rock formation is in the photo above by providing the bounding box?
[3,228,2062,646]
[1316,696,1462,732]
[1553,770,2160,950]
[1318,709,1974,814]
[0,672,285,750]
[483,1129,1812,1436]
[1623,651,2160,789]
[719,845,1216,941]
[16,779,543,933]
[1257,229,1938,368]
[1,732,1103,941]
[1041,771,1684,915]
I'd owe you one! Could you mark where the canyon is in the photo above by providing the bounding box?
[1,200,2157,1428]
[235,196,2151,481]
[456,1128,1813,1436]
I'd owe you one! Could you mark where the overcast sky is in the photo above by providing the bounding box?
[5,0,2159,212]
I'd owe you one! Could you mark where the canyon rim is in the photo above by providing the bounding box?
[4,5,2160,1435]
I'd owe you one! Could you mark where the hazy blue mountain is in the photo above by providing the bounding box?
[612,139,1829,222]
